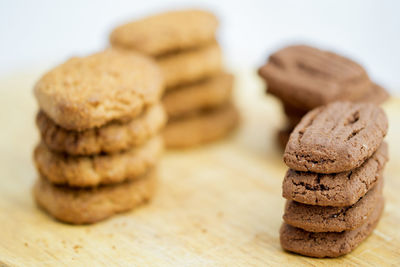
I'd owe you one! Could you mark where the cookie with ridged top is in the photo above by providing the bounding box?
[283,142,388,206]
[259,45,371,110]
[284,102,388,173]
[283,177,383,232]
[280,197,384,258]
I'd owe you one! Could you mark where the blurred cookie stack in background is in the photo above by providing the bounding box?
[33,49,166,224]
[110,9,239,148]
[280,102,389,257]
[258,45,389,148]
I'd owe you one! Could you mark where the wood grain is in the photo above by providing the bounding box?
[0,69,399,266]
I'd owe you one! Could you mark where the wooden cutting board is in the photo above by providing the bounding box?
[0,68,399,266]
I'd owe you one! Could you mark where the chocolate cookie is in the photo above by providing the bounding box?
[280,197,384,258]
[158,43,223,89]
[110,9,218,56]
[164,103,239,148]
[277,127,292,149]
[34,136,163,187]
[259,45,371,111]
[356,83,390,105]
[163,73,233,119]
[283,142,388,206]
[34,49,163,130]
[33,170,156,224]
[37,104,166,155]
[284,102,388,173]
[283,178,383,232]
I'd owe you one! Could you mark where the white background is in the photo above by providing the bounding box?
[1,0,399,93]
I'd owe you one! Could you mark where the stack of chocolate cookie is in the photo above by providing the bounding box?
[32,49,166,224]
[258,45,389,147]
[280,102,389,258]
[110,9,239,148]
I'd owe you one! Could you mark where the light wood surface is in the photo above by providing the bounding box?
[0,69,399,266]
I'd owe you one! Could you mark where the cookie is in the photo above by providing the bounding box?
[283,142,388,206]
[37,104,166,155]
[110,9,218,56]
[33,170,156,224]
[259,45,371,111]
[280,197,384,258]
[34,49,163,131]
[163,73,233,118]
[164,103,239,148]
[284,102,388,173]
[34,136,163,187]
[277,127,292,149]
[283,177,383,232]
[356,83,390,105]
[158,43,223,89]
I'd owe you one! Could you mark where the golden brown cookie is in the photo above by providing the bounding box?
[163,73,233,119]
[164,103,239,148]
[34,49,164,131]
[33,170,156,224]
[110,9,218,56]
[37,104,166,155]
[158,43,223,89]
[34,136,163,187]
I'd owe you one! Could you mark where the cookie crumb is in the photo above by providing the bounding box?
[73,245,82,252]
[24,242,29,247]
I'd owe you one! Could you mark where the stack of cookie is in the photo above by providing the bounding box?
[110,9,239,148]
[258,45,389,147]
[280,102,389,258]
[32,49,166,224]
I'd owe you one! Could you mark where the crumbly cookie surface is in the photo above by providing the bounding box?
[164,103,239,148]
[34,49,163,130]
[259,45,371,110]
[37,104,166,155]
[34,136,163,187]
[163,73,233,118]
[158,43,223,89]
[284,102,388,173]
[110,9,218,56]
[283,178,383,232]
[280,198,383,258]
[33,170,156,224]
[283,142,388,206]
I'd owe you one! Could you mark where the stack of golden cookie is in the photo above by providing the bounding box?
[258,45,389,148]
[110,9,239,148]
[32,49,166,224]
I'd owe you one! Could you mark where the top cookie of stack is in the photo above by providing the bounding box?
[279,101,389,258]
[258,45,389,147]
[33,49,166,224]
[111,9,239,148]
